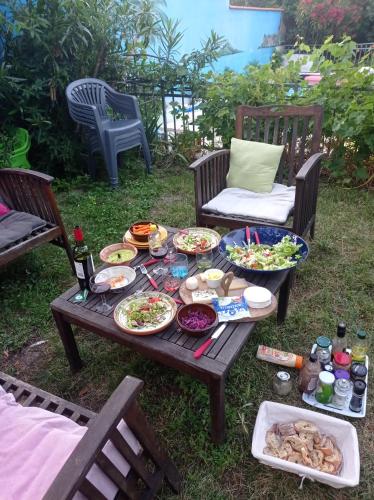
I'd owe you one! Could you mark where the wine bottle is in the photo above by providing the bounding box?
[73,226,95,290]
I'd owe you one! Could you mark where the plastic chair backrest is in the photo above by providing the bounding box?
[66,79,112,128]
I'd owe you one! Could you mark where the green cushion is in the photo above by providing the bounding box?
[227,138,285,193]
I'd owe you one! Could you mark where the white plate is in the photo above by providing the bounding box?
[173,227,221,254]
[114,292,177,335]
[95,266,136,290]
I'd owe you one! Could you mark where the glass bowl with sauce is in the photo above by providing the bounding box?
[100,242,138,266]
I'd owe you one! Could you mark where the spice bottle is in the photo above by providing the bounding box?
[315,371,335,404]
[351,363,368,382]
[315,336,331,366]
[256,345,303,369]
[332,378,351,409]
[273,371,292,396]
[333,352,352,371]
[332,321,347,356]
[349,380,367,413]
[351,329,368,363]
[298,353,321,394]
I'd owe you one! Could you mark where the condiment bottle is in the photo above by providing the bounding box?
[256,345,303,369]
[332,321,347,356]
[351,329,368,363]
[351,363,368,382]
[332,352,352,371]
[315,336,331,366]
[298,353,321,394]
[349,380,367,413]
[315,371,335,404]
[332,378,351,409]
[334,369,350,381]
[273,371,292,396]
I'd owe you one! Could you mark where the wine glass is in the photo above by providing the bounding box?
[89,274,113,314]
[196,249,213,271]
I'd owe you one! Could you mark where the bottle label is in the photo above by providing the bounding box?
[74,261,85,279]
[307,376,318,392]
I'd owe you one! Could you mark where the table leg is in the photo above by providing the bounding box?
[277,270,294,324]
[52,309,83,372]
[209,377,225,444]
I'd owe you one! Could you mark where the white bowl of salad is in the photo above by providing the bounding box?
[219,226,309,273]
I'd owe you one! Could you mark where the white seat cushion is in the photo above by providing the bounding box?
[202,183,296,224]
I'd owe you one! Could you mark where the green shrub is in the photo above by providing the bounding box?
[196,38,374,185]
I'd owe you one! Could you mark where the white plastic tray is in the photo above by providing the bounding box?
[251,401,360,488]
[302,355,369,418]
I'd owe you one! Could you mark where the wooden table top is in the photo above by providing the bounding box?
[51,227,290,379]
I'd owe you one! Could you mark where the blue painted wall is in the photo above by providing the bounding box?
[164,0,282,72]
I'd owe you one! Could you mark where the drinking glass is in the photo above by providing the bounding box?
[196,249,213,271]
[170,253,189,279]
[163,272,181,292]
[89,274,113,314]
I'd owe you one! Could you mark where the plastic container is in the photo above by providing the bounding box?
[333,352,352,371]
[256,345,303,369]
[251,401,360,488]
[315,371,335,404]
[9,128,31,169]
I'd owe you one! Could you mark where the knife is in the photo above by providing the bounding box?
[193,322,228,359]
[134,258,158,270]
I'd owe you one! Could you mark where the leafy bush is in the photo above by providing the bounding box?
[0,0,224,176]
[196,38,374,185]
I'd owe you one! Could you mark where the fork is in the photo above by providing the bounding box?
[139,264,158,289]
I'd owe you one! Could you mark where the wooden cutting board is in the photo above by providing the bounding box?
[179,272,277,322]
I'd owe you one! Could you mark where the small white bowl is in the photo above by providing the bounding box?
[243,286,272,309]
[95,266,136,291]
[204,268,224,289]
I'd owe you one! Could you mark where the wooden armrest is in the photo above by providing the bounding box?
[189,149,230,171]
[295,153,325,181]
[0,168,54,184]
[44,376,144,499]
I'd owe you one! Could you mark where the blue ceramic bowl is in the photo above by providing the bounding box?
[219,226,309,274]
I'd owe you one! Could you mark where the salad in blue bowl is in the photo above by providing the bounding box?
[219,226,309,274]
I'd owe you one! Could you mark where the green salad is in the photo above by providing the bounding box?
[226,235,302,271]
[127,297,168,329]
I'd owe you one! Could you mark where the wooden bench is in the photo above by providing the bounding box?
[0,372,181,499]
[0,168,74,271]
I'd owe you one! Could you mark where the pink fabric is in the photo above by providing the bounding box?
[0,202,10,216]
[0,387,141,500]
[0,388,86,500]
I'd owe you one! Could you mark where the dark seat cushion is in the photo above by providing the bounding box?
[0,211,47,251]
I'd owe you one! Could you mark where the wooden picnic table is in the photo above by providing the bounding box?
[51,227,293,444]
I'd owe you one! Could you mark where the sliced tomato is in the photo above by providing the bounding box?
[199,238,208,249]
[148,297,161,304]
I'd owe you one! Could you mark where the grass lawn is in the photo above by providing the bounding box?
[0,159,373,499]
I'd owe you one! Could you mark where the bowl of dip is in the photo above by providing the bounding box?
[100,242,138,266]
[204,268,224,289]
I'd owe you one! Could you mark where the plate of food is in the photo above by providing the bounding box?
[123,225,168,248]
[95,266,136,291]
[114,292,177,335]
[173,227,221,254]
[219,226,308,274]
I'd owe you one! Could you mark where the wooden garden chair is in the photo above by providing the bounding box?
[0,372,181,499]
[190,105,324,237]
[0,168,74,271]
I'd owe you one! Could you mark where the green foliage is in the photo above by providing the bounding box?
[195,38,374,184]
[197,60,301,147]
[300,37,374,184]
[1,0,225,177]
